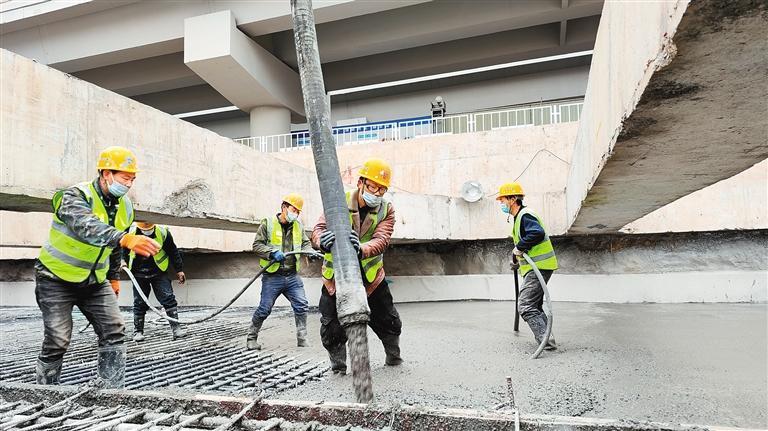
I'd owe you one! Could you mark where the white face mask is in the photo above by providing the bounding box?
[140,228,154,235]
[286,211,299,222]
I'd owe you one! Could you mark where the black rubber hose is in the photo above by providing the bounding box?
[127,250,324,326]
[522,252,553,359]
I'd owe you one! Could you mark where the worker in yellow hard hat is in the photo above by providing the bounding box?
[125,220,187,342]
[312,158,402,374]
[497,182,559,350]
[35,146,160,388]
[247,193,316,350]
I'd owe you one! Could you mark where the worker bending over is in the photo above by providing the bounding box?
[498,182,558,350]
[125,221,187,341]
[35,147,159,388]
[312,158,403,375]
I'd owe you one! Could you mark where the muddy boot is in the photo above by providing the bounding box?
[246,317,264,350]
[35,358,62,385]
[97,345,126,389]
[294,313,309,347]
[166,308,187,340]
[526,314,548,346]
[327,343,347,375]
[381,335,403,366]
[541,314,557,350]
[132,314,145,342]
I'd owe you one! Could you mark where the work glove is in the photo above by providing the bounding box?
[176,272,186,284]
[350,231,362,258]
[109,279,120,296]
[319,230,335,252]
[270,250,286,262]
[512,247,524,257]
[509,258,520,271]
[120,234,160,257]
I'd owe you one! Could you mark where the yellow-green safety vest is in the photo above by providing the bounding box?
[128,225,168,271]
[39,182,134,283]
[259,216,303,273]
[511,207,558,276]
[322,193,389,283]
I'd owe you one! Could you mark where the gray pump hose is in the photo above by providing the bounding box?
[127,250,324,325]
[521,252,553,359]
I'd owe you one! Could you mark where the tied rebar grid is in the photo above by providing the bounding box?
[0,308,327,395]
[0,397,376,431]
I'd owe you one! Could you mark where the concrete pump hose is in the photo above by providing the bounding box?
[127,250,324,325]
[522,252,553,360]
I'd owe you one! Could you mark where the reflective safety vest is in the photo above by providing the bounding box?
[128,225,168,271]
[322,193,389,283]
[259,216,303,273]
[39,182,134,283]
[511,207,558,276]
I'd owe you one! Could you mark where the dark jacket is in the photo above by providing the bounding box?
[514,208,545,252]
[252,214,313,273]
[123,227,184,279]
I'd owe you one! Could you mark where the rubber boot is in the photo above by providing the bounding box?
[35,358,62,385]
[541,314,557,350]
[526,314,549,346]
[132,314,145,342]
[166,308,187,340]
[97,345,126,389]
[246,317,264,350]
[381,335,403,366]
[295,313,309,347]
[327,343,347,375]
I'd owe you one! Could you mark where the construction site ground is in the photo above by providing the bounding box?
[1,301,765,429]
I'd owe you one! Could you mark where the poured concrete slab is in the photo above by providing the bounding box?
[566,0,768,234]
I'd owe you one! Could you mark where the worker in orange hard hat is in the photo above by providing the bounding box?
[248,193,316,350]
[312,158,402,375]
[35,146,160,388]
[497,182,559,350]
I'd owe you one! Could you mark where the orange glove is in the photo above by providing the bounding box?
[109,279,120,296]
[119,234,160,257]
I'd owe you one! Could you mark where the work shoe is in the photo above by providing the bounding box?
[328,343,347,375]
[246,317,264,350]
[166,308,188,340]
[97,345,126,389]
[35,358,63,385]
[295,313,309,347]
[382,335,403,366]
[132,314,146,341]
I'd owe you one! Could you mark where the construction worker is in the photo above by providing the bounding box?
[35,146,160,388]
[497,182,558,350]
[125,221,187,341]
[312,158,402,374]
[247,193,316,350]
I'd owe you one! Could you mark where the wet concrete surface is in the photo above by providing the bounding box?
[262,301,767,429]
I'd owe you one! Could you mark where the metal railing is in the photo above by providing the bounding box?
[235,99,583,153]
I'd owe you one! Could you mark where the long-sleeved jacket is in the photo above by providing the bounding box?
[35,178,128,284]
[123,227,184,279]
[311,189,395,295]
[513,208,545,252]
[252,215,314,273]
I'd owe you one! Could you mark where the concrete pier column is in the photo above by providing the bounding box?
[249,106,290,137]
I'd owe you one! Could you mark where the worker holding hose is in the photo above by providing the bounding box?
[34,146,160,388]
[124,221,187,342]
[247,193,316,350]
[312,158,402,374]
[497,182,558,350]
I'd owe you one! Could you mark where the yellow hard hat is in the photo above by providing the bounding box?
[97,146,138,173]
[359,158,392,188]
[135,221,155,230]
[282,193,304,212]
[496,182,525,199]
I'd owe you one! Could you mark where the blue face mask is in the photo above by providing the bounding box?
[500,203,510,214]
[286,211,299,223]
[362,190,382,207]
[107,174,130,198]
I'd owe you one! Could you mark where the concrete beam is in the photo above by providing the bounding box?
[565,0,768,234]
[184,10,304,115]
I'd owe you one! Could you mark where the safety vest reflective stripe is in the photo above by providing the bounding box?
[322,193,388,283]
[259,216,302,273]
[511,207,558,276]
[38,182,134,283]
[128,226,168,271]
